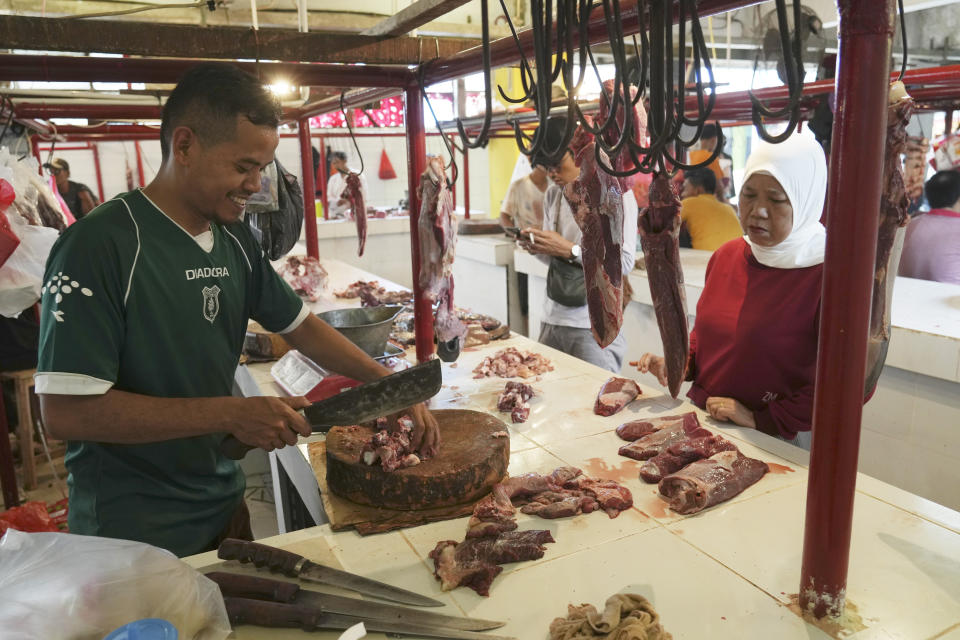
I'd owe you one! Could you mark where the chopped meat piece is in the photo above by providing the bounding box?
[594,377,641,416]
[519,492,596,518]
[618,413,708,461]
[491,431,509,438]
[565,477,634,517]
[429,530,555,596]
[639,174,689,398]
[638,435,739,484]
[335,280,381,299]
[472,348,554,379]
[345,172,367,256]
[458,310,502,331]
[496,381,535,424]
[616,414,686,441]
[658,451,769,514]
[277,255,329,301]
[358,415,424,472]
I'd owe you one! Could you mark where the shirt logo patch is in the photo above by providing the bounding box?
[185,266,230,280]
[41,271,93,322]
[202,285,221,323]
[761,391,779,404]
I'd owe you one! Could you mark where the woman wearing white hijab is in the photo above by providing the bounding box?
[637,131,827,447]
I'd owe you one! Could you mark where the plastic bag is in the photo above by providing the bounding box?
[0,178,20,267]
[0,530,232,640]
[0,501,60,535]
[378,148,397,180]
[0,207,59,318]
[245,159,304,260]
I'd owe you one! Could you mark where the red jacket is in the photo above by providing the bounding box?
[686,238,823,439]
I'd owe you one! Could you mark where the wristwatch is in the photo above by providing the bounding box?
[570,244,582,260]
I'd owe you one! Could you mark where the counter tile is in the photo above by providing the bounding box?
[669,483,960,640]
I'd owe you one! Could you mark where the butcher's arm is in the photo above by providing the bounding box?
[40,391,310,449]
[752,384,815,440]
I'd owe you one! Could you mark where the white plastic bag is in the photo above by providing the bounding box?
[0,530,232,640]
[0,207,58,317]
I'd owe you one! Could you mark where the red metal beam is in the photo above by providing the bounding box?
[799,0,896,620]
[0,54,412,88]
[406,84,434,363]
[299,118,319,260]
[292,87,402,122]
[14,103,164,120]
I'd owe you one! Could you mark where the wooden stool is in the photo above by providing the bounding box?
[0,369,41,491]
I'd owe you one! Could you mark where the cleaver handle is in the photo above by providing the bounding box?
[218,538,305,576]
[206,571,299,603]
[224,596,322,630]
[219,435,255,460]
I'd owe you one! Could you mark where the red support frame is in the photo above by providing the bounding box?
[405,84,434,363]
[799,0,896,619]
[298,118,319,259]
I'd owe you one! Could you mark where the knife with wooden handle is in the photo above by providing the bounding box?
[218,538,444,608]
[207,572,505,631]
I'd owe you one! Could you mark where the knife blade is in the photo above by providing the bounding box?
[206,572,505,631]
[220,358,442,459]
[223,597,518,640]
[218,538,444,608]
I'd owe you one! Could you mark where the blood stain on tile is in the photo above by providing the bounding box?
[581,457,638,484]
[767,462,796,474]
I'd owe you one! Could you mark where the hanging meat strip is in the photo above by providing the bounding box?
[344,172,367,256]
[562,122,626,348]
[865,81,914,393]
[639,174,688,398]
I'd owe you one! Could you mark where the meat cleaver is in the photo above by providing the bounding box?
[220,358,442,460]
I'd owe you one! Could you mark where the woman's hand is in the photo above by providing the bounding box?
[519,228,575,258]
[631,353,668,387]
[706,397,756,429]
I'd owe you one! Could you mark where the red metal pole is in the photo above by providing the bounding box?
[799,0,896,620]
[316,134,329,220]
[406,84,435,363]
[134,141,146,187]
[298,118,319,259]
[91,143,105,202]
[463,146,470,219]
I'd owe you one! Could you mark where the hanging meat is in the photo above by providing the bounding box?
[562,122,627,348]
[639,175,688,397]
[865,81,915,393]
[344,172,367,257]
[417,156,467,362]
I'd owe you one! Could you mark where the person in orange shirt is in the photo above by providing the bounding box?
[679,168,744,251]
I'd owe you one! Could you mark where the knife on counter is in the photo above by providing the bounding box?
[218,538,444,608]
[206,572,504,632]
[223,597,517,640]
[220,357,442,460]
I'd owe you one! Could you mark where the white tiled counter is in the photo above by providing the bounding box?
[195,295,960,638]
[515,248,960,511]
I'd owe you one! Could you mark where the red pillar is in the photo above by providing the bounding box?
[463,146,470,219]
[134,141,146,187]
[406,84,435,363]
[91,143,105,202]
[298,118,319,259]
[316,135,329,221]
[799,0,896,619]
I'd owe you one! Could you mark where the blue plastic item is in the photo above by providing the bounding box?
[103,619,178,640]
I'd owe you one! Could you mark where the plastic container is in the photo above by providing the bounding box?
[103,619,178,640]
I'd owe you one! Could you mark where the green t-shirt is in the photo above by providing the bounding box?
[37,189,305,557]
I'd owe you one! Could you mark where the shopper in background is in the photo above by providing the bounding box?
[679,167,744,251]
[698,124,735,201]
[326,151,369,219]
[44,157,98,220]
[501,164,549,329]
[899,170,960,285]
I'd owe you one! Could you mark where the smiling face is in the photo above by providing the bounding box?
[174,115,278,227]
[738,172,794,247]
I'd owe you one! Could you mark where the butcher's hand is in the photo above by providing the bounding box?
[520,228,575,258]
[633,353,668,387]
[706,397,756,429]
[229,396,312,452]
[408,403,440,458]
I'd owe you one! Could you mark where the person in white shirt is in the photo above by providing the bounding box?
[501,165,549,328]
[518,117,638,373]
[325,151,369,219]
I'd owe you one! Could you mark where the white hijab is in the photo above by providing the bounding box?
[741,130,827,269]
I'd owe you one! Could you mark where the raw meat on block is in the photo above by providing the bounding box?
[639,174,688,398]
[618,413,707,461]
[561,121,626,348]
[345,172,367,256]
[358,416,424,472]
[616,414,687,441]
[429,530,555,596]
[594,377,641,416]
[658,451,769,514]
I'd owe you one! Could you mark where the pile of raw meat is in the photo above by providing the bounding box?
[277,255,328,301]
[496,382,535,423]
[334,280,413,306]
[429,467,632,596]
[594,377,641,416]
[616,412,768,514]
[357,416,430,472]
[473,347,554,379]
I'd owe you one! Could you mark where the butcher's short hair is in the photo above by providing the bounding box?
[684,167,717,195]
[160,63,281,161]
[925,170,960,209]
[330,151,348,162]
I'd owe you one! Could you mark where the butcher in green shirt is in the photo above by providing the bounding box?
[36,64,438,557]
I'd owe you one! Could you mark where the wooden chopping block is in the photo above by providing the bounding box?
[325,409,510,510]
[244,321,290,361]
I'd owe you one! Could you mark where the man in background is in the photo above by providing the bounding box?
[899,170,960,285]
[326,151,368,219]
[44,157,98,220]
[679,168,743,252]
[501,164,548,331]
